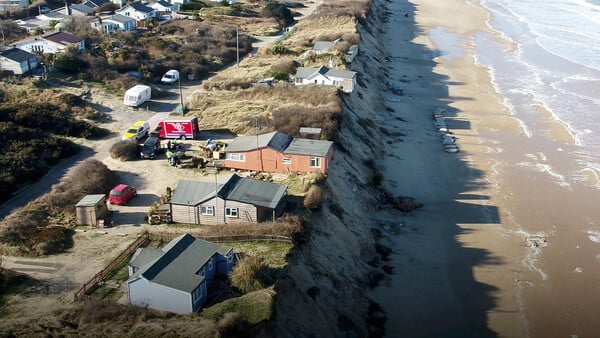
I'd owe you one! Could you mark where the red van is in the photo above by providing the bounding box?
[108,184,137,205]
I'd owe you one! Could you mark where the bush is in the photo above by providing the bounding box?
[303,185,323,211]
[229,256,271,293]
[262,2,294,25]
[270,59,299,74]
[110,140,139,161]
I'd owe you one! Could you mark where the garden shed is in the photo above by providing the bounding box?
[75,194,109,226]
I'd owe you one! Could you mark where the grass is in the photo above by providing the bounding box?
[201,288,275,324]
[89,260,130,301]
[221,241,292,267]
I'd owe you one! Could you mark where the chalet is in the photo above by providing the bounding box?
[312,40,337,55]
[67,3,95,16]
[11,32,85,54]
[345,45,359,63]
[224,131,334,174]
[149,0,174,15]
[0,0,28,12]
[127,234,234,314]
[0,48,40,75]
[294,65,357,93]
[169,174,287,225]
[91,14,136,34]
[116,2,156,26]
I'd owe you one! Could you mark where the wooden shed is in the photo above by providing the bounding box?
[75,194,110,226]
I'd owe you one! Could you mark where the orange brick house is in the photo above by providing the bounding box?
[223,131,333,174]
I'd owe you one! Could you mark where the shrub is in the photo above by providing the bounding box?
[303,185,323,211]
[262,2,294,25]
[110,140,139,161]
[229,256,271,293]
[270,59,299,74]
[216,312,249,337]
[270,44,292,55]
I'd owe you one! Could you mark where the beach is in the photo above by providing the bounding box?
[365,0,600,337]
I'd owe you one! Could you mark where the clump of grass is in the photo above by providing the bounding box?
[229,256,271,293]
[303,185,323,211]
[110,140,138,161]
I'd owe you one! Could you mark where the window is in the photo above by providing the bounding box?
[201,206,214,216]
[310,157,321,168]
[227,153,246,162]
[282,158,292,165]
[225,207,238,218]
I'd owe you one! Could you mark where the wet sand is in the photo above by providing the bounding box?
[367,0,600,337]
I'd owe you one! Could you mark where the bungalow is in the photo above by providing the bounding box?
[224,131,334,175]
[169,174,287,225]
[67,3,95,16]
[11,32,85,54]
[0,0,28,12]
[127,234,234,314]
[0,48,40,75]
[149,0,174,15]
[91,14,136,34]
[116,2,156,26]
[294,65,357,93]
[312,40,337,55]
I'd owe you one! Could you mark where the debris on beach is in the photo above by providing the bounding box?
[432,108,459,153]
[526,236,547,248]
[392,196,423,213]
[574,267,583,273]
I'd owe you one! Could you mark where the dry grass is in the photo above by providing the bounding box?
[303,185,324,211]
[229,256,271,293]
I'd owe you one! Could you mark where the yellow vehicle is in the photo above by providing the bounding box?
[122,120,150,141]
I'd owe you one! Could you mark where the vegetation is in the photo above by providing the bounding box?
[0,159,120,256]
[229,256,271,293]
[110,140,139,161]
[202,288,275,325]
[303,185,324,211]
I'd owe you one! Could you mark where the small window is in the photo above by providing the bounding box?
[310,157,321,168]
[282,158,292,165]
[225,207,238,218]
[201,206,214,216]
[227,153,246,162]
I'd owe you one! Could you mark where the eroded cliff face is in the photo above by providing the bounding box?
[271,1,392,336]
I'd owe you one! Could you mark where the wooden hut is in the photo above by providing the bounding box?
[75,194,109,226]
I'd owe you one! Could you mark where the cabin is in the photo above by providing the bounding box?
[75,194,110,227]
[0,48,40,75]
[224,131,334,174]
[11,32,85,54]
[91,14,136,34]
[116,1,156,27]
[294,65,357,93]
[127,234,234,314]
[169,174,287,225]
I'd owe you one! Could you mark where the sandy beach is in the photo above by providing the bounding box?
[361,0,600,337]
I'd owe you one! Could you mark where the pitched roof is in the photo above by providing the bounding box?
[43,31,83,45]
[70,3,95,14]
[85,0,109,7]
[131,234,232,293]
[284,138,333,157]
[295,65,356,80]
[171,174,287,209]
[153,0,173,8]
[0,47,37,62]
[129,247,163,270]
[225,131,292,153]
[105,13,135,23]
[128,1,155,13]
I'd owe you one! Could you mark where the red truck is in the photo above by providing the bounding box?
[153,117,199,139]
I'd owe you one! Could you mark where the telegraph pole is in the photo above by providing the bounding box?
[236,26,239,66]
[178,72,184,115]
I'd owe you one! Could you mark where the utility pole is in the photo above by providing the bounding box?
[236,26,239,66]
[178,72,184,115]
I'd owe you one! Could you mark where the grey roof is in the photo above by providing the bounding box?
[295,66,356,80]
[106,13,135,23]
[129,247,163,270]
[154,0,173,7]
[171,174,287,209]
[44,31,83,44]
[70,4,95,14]
[170,180,218,205]
[129,1,155,13]
[284,138,333,157]
[225,131,292,153]
[313,40,334,52]
[131,234,232,293]
[218,174,287,209]
[0,47,37,62]
[85,0,109,7]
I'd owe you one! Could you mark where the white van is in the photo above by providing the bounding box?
[161,69,179,84]
[123,85,151,107]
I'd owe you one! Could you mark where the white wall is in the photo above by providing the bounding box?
[128,278,193,314]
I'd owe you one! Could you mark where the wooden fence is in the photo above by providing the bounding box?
[73,231,291,302]
[73,232,150,301]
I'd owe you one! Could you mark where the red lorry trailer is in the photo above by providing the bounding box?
[153,117,199,139]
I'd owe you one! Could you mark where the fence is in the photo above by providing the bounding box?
[73,231,291,301]
[73,232,150,301]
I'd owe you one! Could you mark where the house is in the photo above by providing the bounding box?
[91,14,136,34]
[0,48,40,75]
[149,0,174,15]
[11,32,85,54]
[75,194,110,226]
[116,1,156,26]
[0,0,28,12]
[312,40,337,55]
[127,234,234,314]
[67,3,96,16]
[169,174,287,225]
[168,0,190,11]
[224,131,334,174]
[345,45,359,63]
[294,65,357,93]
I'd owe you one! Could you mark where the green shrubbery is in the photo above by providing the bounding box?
[229,256,272,293]
[110,140,139,161]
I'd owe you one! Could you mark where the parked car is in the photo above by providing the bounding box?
[140,135,161,159]
[108,184,137,205]
[122,120,150,141]
[161,69,179,84]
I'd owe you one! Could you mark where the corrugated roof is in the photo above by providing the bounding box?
[284,138,333,157]
[225,131,292,153]
[132,234,232,293]
[1,48,37,63]
[171,174,286,209]
[218,174,287,209]
[170,180,218,205]
[75,194,106,207]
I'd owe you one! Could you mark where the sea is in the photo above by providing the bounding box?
[470,0,600,336]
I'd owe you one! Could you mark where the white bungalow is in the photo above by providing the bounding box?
[294,65,357,93]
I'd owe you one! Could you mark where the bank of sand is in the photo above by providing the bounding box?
[360,0,537,336]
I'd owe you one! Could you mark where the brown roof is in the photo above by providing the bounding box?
[43,32,83,45]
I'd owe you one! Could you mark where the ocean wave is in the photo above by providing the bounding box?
[587,230,600,243]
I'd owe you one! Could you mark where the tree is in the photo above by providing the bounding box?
[53,46,82,73]
[262,2,293,26]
